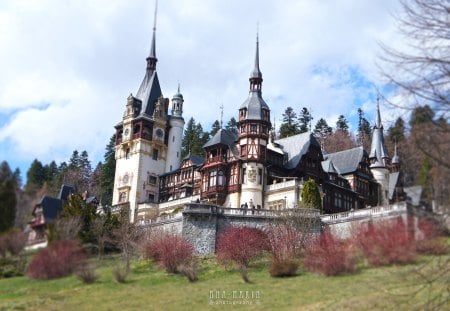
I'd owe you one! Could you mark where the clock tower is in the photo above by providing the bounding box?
[112,8,170,221]
[237,34,271,209]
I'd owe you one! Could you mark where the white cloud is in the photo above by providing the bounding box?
[0,0,406,174]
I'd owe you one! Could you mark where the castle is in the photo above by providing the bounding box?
[111,15,402,223]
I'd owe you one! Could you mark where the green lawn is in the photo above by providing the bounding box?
[0,255,448,311]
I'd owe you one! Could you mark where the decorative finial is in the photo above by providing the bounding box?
[220,103,224,129]
[153,0,158,31]
[177,81,180,94]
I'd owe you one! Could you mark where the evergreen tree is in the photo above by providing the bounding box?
[25,159,45,192]
[69,150,81,169]
[279,107,300,138]
[388,117,406,143]
[101,135,116,206]
[225,117,238,136]
[357,108,371,150]
[44,161,59,183]
[336,115,349,133]
[90,162,103,198]
[0,161,17,232]
[181,117,207,157]
[298,107,313,133]
[314,118,333,137]
[300,179,322,210]
[210,120,221,136]
[80,150,92,187]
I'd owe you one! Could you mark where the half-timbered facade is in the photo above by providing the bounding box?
[111,18,403,223]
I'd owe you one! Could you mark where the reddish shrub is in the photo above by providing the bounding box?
[216,226,268,282]
[304,231,357,276]
[143,233,194,274]
[356,219,416,266]
[417,219,444,240]
[265,224,304,277]
[26,240,87,280]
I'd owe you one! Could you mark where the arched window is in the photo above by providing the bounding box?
[125,148,130,159]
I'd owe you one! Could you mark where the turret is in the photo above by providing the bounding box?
[237,33,271,209]
[369,98,390,205]
[166,85,185,172]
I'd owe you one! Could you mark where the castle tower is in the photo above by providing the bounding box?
[165,85,185,172]
[112,4,169,221]
[369,99,390,205]
[237,33,271,209]
[391,142,400,173]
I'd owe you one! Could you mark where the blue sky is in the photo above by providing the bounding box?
[0,0,407,182]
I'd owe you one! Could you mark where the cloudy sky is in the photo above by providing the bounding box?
[0,0,407,180]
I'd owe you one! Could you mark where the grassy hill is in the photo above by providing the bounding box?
[0,254,448,311]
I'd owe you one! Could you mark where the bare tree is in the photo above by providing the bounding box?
[378,0,450,169]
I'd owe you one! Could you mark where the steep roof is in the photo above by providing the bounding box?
[321,159,339,174]
[136,71,162,116]
[275,132,318,169]
[369,101,389,167]
[203,129,237,148]
[388,172,400,200]
[325,146,365,175]
[57,184,75,202]
[36,196,63,224]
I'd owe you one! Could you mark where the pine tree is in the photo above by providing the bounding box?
[25,159,46,193]
[69,150,81,169]
[279,107,300,138]
[181,118,207,157]
[298,107,313,133]
[336,115,349,133]
[357,108,371,150]
[0,161,17,232]
[314,118,333,137]
[225,117,238,136]
[388,117,406,143]
[210,120,221,136]
[101,135,116,206]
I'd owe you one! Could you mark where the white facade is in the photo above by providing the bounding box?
[166,117,184,172]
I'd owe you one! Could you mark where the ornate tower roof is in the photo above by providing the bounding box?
[392,141,400,165]
[239,32,269,120]
[135,1,162,117]
[369,98,389,168]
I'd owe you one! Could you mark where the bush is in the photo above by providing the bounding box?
[112,265,129,283]
[416,237,449,255]
[26,240,87,280]
[112,265,130,283]
[269,259,299,277]
[0,256,27,278]
[304,231,357,276]
[356,219,416,266]
[75,264,98,284]
[0,231,27,257]
[143,233,195,274]
[216,226,268,283]
[265,224,303,277]
[177,258,199,283]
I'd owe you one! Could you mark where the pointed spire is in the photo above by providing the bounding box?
[369,95,389,167]
[375,95,382,129]
[146,0,158,71]
[250,28,263,81]
[392,140,400,164]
